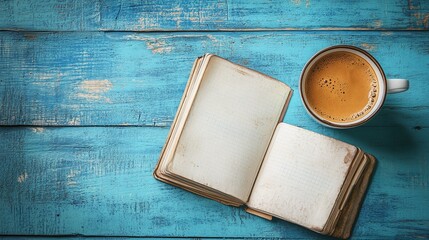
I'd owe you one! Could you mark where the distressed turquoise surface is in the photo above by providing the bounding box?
[0,0,428,31]
[0,127,427,238]
[1,31,428,126]
[0,0,428,239]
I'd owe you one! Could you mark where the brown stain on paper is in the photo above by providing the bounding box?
[235,68,249,76]
[343,147,358,164]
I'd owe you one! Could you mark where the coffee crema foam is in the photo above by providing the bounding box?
[304,51,379,123]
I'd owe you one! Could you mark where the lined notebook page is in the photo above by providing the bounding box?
[168,56,290,202]
[247,123,356,231]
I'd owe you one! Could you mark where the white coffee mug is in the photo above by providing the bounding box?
[300,45,409,128]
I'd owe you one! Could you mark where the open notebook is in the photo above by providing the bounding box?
[153,54,376,239]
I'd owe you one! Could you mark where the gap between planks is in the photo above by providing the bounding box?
[0,28,428,33]
[0,125,427,129]
[0,125,170,128]
[0,235,315,239]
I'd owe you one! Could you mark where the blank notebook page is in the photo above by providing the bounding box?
[168,56,290,202]
[247,123,356,231]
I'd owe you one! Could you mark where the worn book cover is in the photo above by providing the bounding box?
[154,54,376,239]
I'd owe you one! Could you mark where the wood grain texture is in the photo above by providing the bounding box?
[0,0,428,239]
[1,31,428,127]
[0,0,428,31]
[0,127,428,238]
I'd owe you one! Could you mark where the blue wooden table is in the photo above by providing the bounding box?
[1,1,428,239]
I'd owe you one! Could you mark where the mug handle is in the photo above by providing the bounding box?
[387,79,409,94]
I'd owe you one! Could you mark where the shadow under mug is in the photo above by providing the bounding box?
[299,45,409,129]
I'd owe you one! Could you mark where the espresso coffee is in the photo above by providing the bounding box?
[304,51,379,123]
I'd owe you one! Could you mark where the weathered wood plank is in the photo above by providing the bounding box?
[0,31,428,127]
[0,0,428,31]
[0,127,428,238]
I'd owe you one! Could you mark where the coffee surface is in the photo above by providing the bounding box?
[304,51,379,123]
